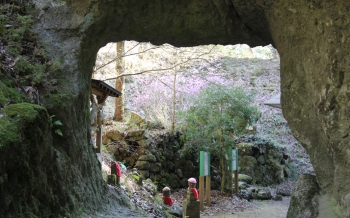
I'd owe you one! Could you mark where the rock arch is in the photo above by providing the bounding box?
[8,0,350,216]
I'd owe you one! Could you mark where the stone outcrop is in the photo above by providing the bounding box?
[1,0,349,216]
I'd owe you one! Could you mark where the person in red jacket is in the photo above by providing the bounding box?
[162,187,173,206]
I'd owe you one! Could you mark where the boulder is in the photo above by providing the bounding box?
[277,187,292,197]
[273,194,283,201]
[237,174,253,184]
[254,188,272,200]
[136,139,148,147]
[168,205,183,217]
[127,112,145,127]
[106,130,124,141]
[238,181,249,189]
[125,129,144,137]
[241,189,253,201]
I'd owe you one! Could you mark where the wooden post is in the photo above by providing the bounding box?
[205,176,211,206]
[95,112,102,153]
[234,170,239,194]
[229,170,233,195]
[199,176,204,211]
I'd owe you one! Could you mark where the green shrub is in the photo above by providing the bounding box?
[178,84,260,192]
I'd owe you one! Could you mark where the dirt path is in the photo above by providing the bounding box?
[201,197,291,218]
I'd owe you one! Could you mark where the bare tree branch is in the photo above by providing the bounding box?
[124,42,141,55]
[103,45,217,81]
[93,44,161,72]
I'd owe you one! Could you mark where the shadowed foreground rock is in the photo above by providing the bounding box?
[287,174,320,218]
[1,0,350,217]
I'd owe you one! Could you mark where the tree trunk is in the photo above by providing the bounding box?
[114,41,124,121]
[220,158,225,193]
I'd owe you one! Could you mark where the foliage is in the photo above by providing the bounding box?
[50,115,63,136]
[178,84,260,152]
[178,84,260,192]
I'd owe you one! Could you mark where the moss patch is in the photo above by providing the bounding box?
[3,103,51,141]
[0,75,28,107]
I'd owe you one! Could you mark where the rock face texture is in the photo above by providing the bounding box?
[287,174,320,218]
[3,0,348,216]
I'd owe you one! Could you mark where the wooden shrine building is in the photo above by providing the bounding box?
[90,79,121,154]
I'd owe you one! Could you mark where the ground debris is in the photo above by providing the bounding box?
[171,189,256,217]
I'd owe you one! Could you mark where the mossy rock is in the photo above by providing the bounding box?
[127,112,144,127]
[134,160,151,170]
[0,79,27,107]
[136,139,148,147]
[0,114,20,147]
[125,129,144,138]
[3,103,51,141]
[42,93,71,110]
[236,174,253,184]
[0,103,59,217]
[106,129,124,141]
[255,188,272,200]
[126,135,146,142]
[139,154,156,162]
[238,181,249,189]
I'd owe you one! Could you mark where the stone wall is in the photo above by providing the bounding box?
[236,136,291,186]
[105,130,198,190]
[104,127,292,190]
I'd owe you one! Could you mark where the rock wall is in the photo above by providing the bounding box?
[3,0,347,216]
[264,2,350,217]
